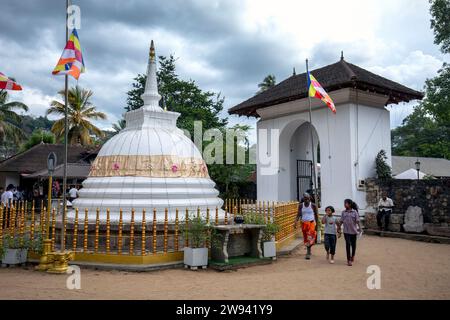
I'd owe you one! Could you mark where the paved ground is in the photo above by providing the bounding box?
[1,235,449,299]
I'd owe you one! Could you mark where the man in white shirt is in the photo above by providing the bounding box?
[377,191,394,231]
[68,185,79,202]
[1,184,14,207]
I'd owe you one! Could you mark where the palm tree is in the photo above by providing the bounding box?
[112,118,126,133]
[0,90,29,144]
[257,74,276,93]
[47,86,107,145]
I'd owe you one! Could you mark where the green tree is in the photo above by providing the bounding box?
[112,118,126,133]
[20,115,54,135]
[257,74,276,93]
[47,86,107,146]
[375,149,392,179]
[391,1,450,159]
[0,90,29,144]
[20,129,55,152]
[126,55,227,137]
[430,0,450,54]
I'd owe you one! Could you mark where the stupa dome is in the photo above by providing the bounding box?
[71,41,223,221]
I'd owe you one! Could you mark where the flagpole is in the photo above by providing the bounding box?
[61,0,69,252]
[306,59,319,207]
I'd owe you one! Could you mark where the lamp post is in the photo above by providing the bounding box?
[36,152,57,271]
[415,159,421,181]
[47,152,57,237]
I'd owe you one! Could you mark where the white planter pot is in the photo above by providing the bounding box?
[184,247,208,268]
[2,248,28,265]
[263,241,277,258]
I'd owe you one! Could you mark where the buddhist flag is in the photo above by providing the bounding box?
[52,28,85,80]
[307,72,336,113]
[0,72,22,90]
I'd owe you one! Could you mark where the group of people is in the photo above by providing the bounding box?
[295,193,362,266]
[295,192,394,266]
[0,184,26,206]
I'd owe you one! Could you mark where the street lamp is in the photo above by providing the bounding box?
[415,158,421,181]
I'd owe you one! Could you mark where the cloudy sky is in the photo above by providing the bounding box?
[0,0,446,143]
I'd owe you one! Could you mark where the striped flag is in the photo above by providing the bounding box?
[308,72,336,113]
[52,28,85,80]
[0,72,22,90]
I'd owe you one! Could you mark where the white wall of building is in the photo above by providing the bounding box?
[256,88,391,214]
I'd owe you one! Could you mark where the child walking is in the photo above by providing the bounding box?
[339,199,361,266]
[321,206,339,264]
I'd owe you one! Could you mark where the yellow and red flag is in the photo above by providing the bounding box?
[0,72,22,90]
[308,72,336,113]
[52,28,85,80]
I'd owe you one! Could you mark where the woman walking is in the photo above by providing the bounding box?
[339,199,361,266]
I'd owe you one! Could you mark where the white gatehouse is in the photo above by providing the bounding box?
[229,56,423,213]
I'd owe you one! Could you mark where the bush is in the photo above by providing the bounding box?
[375,149,392,179]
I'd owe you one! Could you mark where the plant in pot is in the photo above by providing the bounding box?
[182,214,213,270]
[261,222,280,259]
[1,233,43,266]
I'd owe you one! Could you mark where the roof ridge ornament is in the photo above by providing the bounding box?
[341,50,344,61]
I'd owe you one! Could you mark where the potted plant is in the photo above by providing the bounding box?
[1,233,43,266]
[261,222,280,259]
[183,215,213,270]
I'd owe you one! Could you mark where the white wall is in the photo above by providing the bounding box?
[256,88,392,214]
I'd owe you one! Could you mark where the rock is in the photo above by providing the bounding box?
[364,212,378,229]
[389,214,404,225]
[388,223,402,232]
[403,206,425,233]
[424,223,450,237]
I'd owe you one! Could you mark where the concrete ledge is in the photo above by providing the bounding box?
[365,229,450,244]
[277,237,303,256]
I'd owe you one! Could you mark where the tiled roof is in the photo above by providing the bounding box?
[0,143,96,173]
[392,156,450,177]
[229,58,424,117]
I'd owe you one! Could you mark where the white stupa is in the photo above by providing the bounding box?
[72,41,223,221]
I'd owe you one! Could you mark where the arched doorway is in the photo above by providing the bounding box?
[276,119,320,202]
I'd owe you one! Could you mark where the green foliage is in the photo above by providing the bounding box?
[1,233,43,259]
[126,55,255,197]
[430,0,450,54]
[257,74,276,93]
[126,55,227,137]
[47,86,107,146]
[391,2,450,159]
[20,115,54,135]
[375,150,392,179]
[0,90,29,144]
[243,211,265,225]
[20,129,55,152]
[262,222,280,242]
[182,214,221,249]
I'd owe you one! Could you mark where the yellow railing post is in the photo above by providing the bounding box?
[72,208,79,252]
[106,209,111,254]
[163,208,168,254]
[10,205,16,237]
[174,208,179,252]
[129,209,135,255]
[152,208,157,255]
[141,209,146,256]
[118,209,123,255]
[83,208,88,252]
[30,201,35,241]
[94,208,100,253]
[185,208,189,247]
[51,208,56,251]
[215,207,219,225]
[0,207,3,248]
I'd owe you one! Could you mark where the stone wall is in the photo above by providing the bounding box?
[364,178,450,235]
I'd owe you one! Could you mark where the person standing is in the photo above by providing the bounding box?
[377,191,394,231]
[294,193,319,260]
[339,199,362,266]
[1,184,14,207]
[321,206,339,264]
[68,185,79,202]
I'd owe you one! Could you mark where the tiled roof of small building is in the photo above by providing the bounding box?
[229,58,424,117]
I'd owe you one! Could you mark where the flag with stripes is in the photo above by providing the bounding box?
[52,28,85,80]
